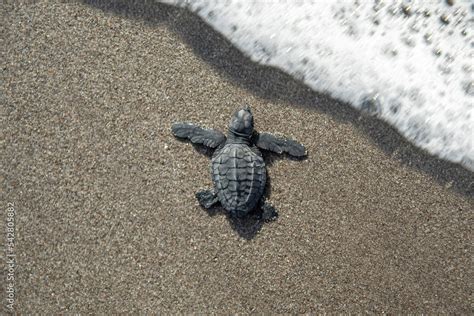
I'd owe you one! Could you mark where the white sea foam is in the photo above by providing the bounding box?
[161,0,473,171]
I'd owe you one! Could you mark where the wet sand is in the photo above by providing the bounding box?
[2,1,473,313]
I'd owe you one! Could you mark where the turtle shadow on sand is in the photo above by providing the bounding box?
[81,0,473,196]
[203,196,267,240]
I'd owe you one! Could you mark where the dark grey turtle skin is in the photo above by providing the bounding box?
[171,105,306,220]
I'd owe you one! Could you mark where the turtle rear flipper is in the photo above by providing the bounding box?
[195,189,219,209]
[172,123,226,148]
[254,132,306,157]
[259,199,278,221]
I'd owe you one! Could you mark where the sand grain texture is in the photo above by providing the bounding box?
[1,1,473,313]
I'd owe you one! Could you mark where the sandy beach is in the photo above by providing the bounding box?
[2,1,473,313]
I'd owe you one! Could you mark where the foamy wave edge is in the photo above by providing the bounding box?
[160,0,473,171]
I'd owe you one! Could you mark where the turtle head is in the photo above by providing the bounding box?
[228,105,254,137]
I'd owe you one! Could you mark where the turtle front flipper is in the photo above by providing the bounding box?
[254,132,307,157]
[195,189,219,209]
[171,122,226,149]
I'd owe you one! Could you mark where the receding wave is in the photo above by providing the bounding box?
[161,0,473,171]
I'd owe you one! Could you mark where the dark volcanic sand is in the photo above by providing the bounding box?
[1,1,473,313]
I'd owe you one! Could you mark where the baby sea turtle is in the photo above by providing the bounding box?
[171,105,307,220]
